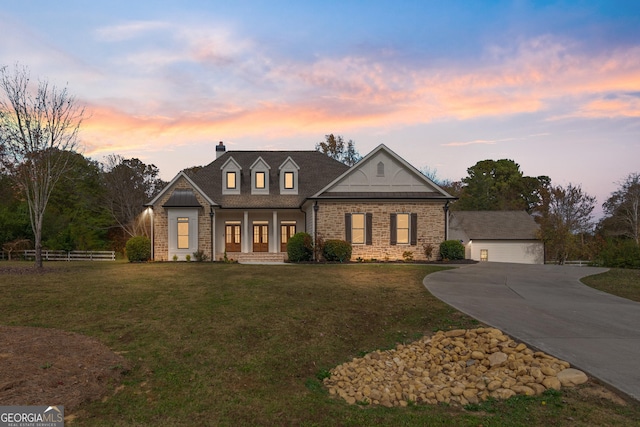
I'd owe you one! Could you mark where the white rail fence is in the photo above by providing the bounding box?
[547,260,591,266]
[1,250,116,261]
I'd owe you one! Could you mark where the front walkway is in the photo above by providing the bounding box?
[423,262,640,400]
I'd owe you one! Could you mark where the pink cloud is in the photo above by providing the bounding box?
[71,30,640,158]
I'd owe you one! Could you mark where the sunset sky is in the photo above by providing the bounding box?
[2,1,639,217]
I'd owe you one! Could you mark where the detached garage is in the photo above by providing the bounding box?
[449,211,544,264]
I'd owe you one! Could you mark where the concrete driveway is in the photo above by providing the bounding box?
[423,262,640,400]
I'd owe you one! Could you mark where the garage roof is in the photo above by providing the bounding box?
[450,211,540,240]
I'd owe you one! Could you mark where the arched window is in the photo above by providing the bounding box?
[377,161,385,177]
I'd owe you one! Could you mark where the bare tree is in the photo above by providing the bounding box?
[0,64,85,268]
[537,183,596,264]
[420,165,439,182]
[602,172,640,244]
[101,154,166,239]
[315,134,361,166]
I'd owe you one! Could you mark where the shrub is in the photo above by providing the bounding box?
[193,250,209,262]
[439,240,465,260]
[287,232,313,262]
[402,251,414,262]
[422,242,434,260]
[597,239,640,268]
[125,236,151,262]
[323,239,352,262]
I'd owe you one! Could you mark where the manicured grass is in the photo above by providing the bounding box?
[1,262,639,426]
[582,268,640,302]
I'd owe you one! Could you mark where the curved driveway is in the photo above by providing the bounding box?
[424,262,640,400]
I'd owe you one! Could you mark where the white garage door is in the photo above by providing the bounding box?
[467,240,543,264]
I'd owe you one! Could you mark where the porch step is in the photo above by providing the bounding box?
[237,253,287,264]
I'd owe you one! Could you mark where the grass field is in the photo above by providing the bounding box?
[1,262,639,426]
[581,268,640,303]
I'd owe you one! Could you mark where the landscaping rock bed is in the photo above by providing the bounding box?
[324,327,588,407]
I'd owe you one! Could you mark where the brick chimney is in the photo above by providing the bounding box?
[216,141,226,159]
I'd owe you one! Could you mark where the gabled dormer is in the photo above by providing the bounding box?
[250,157,271,195]
[278,156,300,195]
[221,156,242,195]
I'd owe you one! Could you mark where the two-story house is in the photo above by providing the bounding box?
[147,143,456,262]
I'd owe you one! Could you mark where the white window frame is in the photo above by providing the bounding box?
[279,156,299,195]
[168,208,198,260]
[396,213,410,245]
[221,156,242,195]
[177,217,189,249]
[351,213,365,245]
[255,171,266,189]
[250,157,270,195]
[284,171,294,189]
[226,171,237,189]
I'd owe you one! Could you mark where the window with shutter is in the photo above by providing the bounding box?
[351,213,365,244]
[391,213,416,245]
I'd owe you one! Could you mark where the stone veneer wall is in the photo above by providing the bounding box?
[316,201,445,261]
[152,177,212,261]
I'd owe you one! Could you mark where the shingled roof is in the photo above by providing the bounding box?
[450,211,540,240]
[186,151,350,209]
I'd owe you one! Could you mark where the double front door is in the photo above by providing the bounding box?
[225,223,269,252]
[253,224,269,252]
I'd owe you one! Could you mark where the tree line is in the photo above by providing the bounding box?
[0,151,166,259]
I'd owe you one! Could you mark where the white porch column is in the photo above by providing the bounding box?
[272,211,278,253]
[243,211,249,253]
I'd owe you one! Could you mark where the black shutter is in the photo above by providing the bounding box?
[410,213,418,245]
[345,213,352,243]
[365,213,373,245]
[390,213,397,245]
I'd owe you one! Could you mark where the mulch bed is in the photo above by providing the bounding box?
[0,326,130,410]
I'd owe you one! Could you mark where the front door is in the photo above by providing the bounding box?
[280,224,296,252]
[253,224,269,252]
[225,224,241,252]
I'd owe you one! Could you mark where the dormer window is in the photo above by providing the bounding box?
[278,156,300,195]
[221,156,242,195]
[255,171,266,189]
[226,171,237,189]
[284,172,294,189]
[250,156,270,195]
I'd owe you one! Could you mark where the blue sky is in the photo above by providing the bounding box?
[2,1,640,217]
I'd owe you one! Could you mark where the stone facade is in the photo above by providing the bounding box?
[316,201,446,261]
[151,176,212,261]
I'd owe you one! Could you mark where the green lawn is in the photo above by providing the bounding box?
[1,262,639,426]
[581,268,640,302]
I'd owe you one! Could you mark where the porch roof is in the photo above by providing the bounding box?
[162,189,202,208]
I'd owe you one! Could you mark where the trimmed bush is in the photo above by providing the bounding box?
[439,240,465,260]
[323,239,352,263]
[287,232,313,262]
[126,236,151,262]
